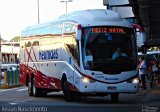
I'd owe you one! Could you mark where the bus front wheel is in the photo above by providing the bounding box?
[63,79,74,102]
[111,93,119,102]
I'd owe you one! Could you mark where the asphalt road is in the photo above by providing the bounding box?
[0,86,160,112]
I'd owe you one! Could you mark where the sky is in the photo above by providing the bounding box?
[0,0,105,41]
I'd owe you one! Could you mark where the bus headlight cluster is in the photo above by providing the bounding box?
[81,77,95,83]
[132,78,139,84]
[127,77,139,84]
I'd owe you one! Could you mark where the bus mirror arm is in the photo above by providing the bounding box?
[76,30,82,40]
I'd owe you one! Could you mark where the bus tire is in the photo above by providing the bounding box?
[63,79,74,102]
[28,77,33,96]
[39,89,47,97]
[111,93,119,102]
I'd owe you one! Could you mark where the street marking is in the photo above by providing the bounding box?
[15,99,33,103]
[9,102,17,105]
[9,99,33,105]
[16,88,27,92]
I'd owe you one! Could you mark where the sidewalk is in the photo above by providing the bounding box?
[138,84,159,94]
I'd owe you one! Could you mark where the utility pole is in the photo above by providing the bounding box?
[60,0,72,14]
[37,0,40,24]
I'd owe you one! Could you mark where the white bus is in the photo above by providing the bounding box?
[20,9,139,102]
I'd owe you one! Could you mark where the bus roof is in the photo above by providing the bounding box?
[22,9,132,37]
[58,9,130,26]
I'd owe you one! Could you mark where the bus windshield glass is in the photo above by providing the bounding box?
[82,26,137,74]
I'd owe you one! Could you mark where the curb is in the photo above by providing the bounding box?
[0,84,22,89]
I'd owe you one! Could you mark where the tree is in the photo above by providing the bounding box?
[10,36,20,42]
[0,38,7,42]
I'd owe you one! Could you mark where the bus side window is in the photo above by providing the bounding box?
[64,36,80,65]
[72,40,80,65]
[65,38,80,65]
[32,41,39,46]
[25,41,32,47]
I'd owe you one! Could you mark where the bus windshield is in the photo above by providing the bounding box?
[82,26,137,74]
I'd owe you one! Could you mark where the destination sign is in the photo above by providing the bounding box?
[91,27,125,33]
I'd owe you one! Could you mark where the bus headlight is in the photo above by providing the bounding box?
[132,78,139,84]
[127,77,139,84]
[81,77,95,83]
[82,77,90,83]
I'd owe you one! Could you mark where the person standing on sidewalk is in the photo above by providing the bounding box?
[139,56,147,89]
[152,61,160,86]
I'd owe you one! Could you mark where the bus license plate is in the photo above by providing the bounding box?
[107,86,117,90]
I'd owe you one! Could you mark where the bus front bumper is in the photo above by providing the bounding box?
[79,80,139,94]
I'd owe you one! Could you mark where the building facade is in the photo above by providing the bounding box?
[1,42,19,64]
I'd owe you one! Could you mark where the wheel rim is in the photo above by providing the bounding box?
[33,78,36,95]
[28,81,31,94]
